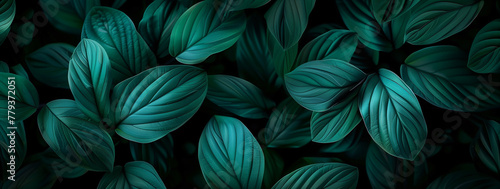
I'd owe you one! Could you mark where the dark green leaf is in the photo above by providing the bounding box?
[285,59,366,112]
[112,0,126,8]
[10,64,29,79]
[471,120,500,175]
[0,73,39,121]
[370,0,419,23]
[427,171,500,189]
[0,61,8,72]
[37,149,88,179]
[468,19,500,73]
[1,121,27,180]
[199,116,265,189]
[262,147,284,189]
[212,0,271,12]
[130,134,174,177]
[305,23,344,40]
[268,31,299,78]
[387,10,410,49]
[286,157,344,175]
[169,1,246,64]
[320,128,363,153]
[2,162,57,189]
[0,0,15,44]
[98,161,166,189]
[272,163,358,189]
[38,99,115,172]
[359,69,427,160]
[25,43,74,89]
[350,45,379,70]
[39,0,95,34]
[72,0,100,18]
[112,65,207,143]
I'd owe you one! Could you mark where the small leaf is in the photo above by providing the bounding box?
[272,163,358,189]
[198,115,265,189]
[1,121,27,180]
[471,120,500,175]
[359,69,427,160]
[427,171,500,189]
[130,134,174,177]
[370,0,420,23]
[112,65,207,143]
[25,43,74,89]
[468,19,500,73]
[37,99,115,172]
[207,75,275,119]
[69,38,112,123]
[285,59,366,112]
[0,73,39,121]
[406,0,484,45]
[262,147,284,189]
[0,0,15,44]
[98,161,166,189]
[169,1,246,64]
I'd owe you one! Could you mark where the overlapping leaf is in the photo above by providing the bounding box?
[471,120,500,175]
[25,43,74,89]
[427,171,500,189]
[212,0,271,12]
[295,29,358,65]
[0,0,15,44]
[320,129,363,153]
[0,73,39,121]
[39,0,98,34]
[98,161,166,189]
[272,163,358,189]
[268,32,299,78]
[468,19,500,73]
[370,0,419,23]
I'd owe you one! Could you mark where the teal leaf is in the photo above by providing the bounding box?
[138,0,189,58]
[272,163,358,189]
[268,31,299,78]
[25,43,74,89]
[370,0,420,23]
[72,0,100,18]
[295,29,358,66]
[214,0,271,12]
[311,91,361,143]
[169,1,246,64]
[37,149,88,179]
[320,128,363,153]
[0,0,15,44]
[199,115,265,189]
[262,147,284,189]
[401,45,500,112]
[2,162,57,189]
[427,171,500,189]
[286,157,344,173]
[285,59,366,112]
[263,98,312,148]
[366,142,428,189]
[69,38,112,123]
[39,0,96,34]
[237,14,282,92]
[130,134,174,177]
[37,99,115,172]
[337,0,393,52]
[10,64,29,79]
[406,0,484,45]
[359,69,427,160]
[207,75,275,119]
[82,6,157,84]
[112,65,207,143]
[386,10,410,49]
[0,61,8,72]
[265,0,316,50]
[350,45,379,70]
[471,120,500,175]
[112,0,126,8]
[468,19,500,73]
[98,161,166,189]
[0,73,39,121]
[1,121,27,180]
[305,23,344,40]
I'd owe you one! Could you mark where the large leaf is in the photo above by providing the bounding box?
[98,161,166,189]
[366,143,428,189]
[265,0,315,50]
[207,75,275,119]
[370,0,420,23]
[198,115,265,188]
[0,0,15,44]
[169,1,246,64]
[272,163,358,189]
[1,121,27,180]
[401,45,500,112]
[130,134,174,177]
[311,90,361,143]
[337,0,393,52]
[268,31,299,78]
[263,98,312,148]
[359,69,427,160]
[468,19,500,73]
[406,0,484,45]
[37,99,115,172]
[112,65,207,143]
[82,6,157,84]
[262,147,284,189]
[285,59,366,112]
[39,0,98,34]
[0,73,39,121]
[471,120,500,175]
[427,171,500,189]
[68,39,112,123]
[25,43,74,89]
[138,0,189,58]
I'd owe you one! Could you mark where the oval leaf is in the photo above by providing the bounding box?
[471,120,500,175]
[98,161,166,189]
[112,65,207,143]
[370,0,419,23]
[468,19,500,73]
[25,43,74,89]
[0,73,39,121]
[198,115,265,188]
[296,29,358,66]
[285,59,366,112]
[359,69,427,160]
[39,0,96,34]
[37,99,115,172]
[272,163,358,189]
[215,0,271,12]
[427,171,500,189]
[0,0,15,44]
[268,31,299,78]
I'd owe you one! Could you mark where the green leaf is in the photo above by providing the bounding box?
[36,149,88,179]
[138,0,189,58]
[82,6,157,84]
[111,0,126,8]
[272,163,358,189]
[37,99,115,172]
[213,0,271,12]
[98,161,166,189]
[320,128,363,153]
[10,64,29,79]
[468,19,500,73]
[72,0,100,18]
[337,0,393,52]
[112,65,207,143]
[0,0,15,44]
[268,31,299,78]
[2,162,57,189]
[305,23,344,40]
[169,1,246,64]
[39,0,97,34]
[427,171,500,189]
[285,59,366,112]
[366,142,428,189]
[130,134,174,177]
[199,115,265,189]
[311,90,361,143]
[265,0,316,50]
[263,98,312,148]
[262,147,284,189]
[1,121,27,180]
[0,61,8,72]
[359,69,427,160]
[406,0,484,45]
[471,120,500,175]
[0,73,39,121]
[401,45,500,112]
[69,38,112,123]
[387,10,410,49]
[25,43,74,89]
[207,75,275,119]
[350,45,379,70]
[237,14,282,92]
[295,29,358,66]
[370,0,420,23]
